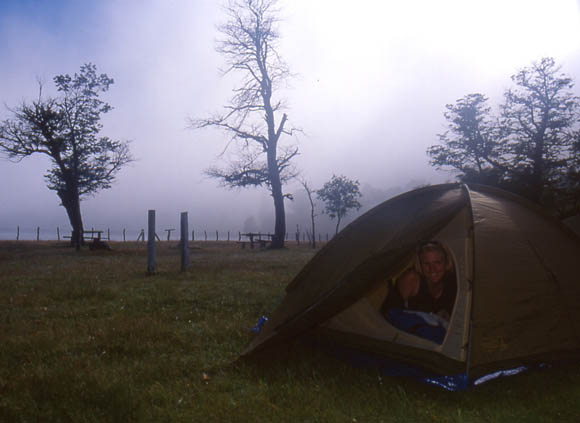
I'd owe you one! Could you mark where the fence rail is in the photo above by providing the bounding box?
[2,225,332,244]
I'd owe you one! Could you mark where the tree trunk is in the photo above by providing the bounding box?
[308,193,316,249]
[310,209,316,249]
[268,150,286,249]
[264,80,286,248]
[58,187,84,250]
[271,189,286,248]
[530,126,547,204]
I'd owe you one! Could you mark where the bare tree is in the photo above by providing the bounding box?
[299,179,318,248]
[192,0,299,249]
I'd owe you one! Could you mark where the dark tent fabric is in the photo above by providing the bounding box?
[565,215,580,236]
[242,184,580,379]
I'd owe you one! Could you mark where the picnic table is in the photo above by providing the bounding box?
[83,230,105,240]
[239,232,274,249]
[63,230,107,241]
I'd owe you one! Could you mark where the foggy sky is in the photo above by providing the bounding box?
[1,0,580,239]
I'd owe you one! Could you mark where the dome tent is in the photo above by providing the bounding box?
[242,183,580,383]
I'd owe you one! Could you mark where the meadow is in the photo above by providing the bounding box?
[1,241,579,422]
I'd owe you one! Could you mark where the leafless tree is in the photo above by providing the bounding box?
[299,179,318,249]
[191,0,299,248]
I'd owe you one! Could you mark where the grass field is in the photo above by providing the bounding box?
[1,241,579,422]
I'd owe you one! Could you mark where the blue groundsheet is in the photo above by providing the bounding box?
[249,314,537,391]
[326,342,531,391]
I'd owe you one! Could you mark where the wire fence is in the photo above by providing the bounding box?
[0,225,332,244]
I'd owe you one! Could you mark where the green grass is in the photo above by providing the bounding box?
[1,241,579,422]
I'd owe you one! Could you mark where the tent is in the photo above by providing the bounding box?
[565,214,580,236]
[242,183,580,382]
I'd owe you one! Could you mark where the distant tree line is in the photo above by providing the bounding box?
[428,57,580,219]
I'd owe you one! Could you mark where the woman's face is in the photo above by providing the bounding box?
[420,250,446,286]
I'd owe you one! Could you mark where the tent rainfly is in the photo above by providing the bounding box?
[242,183,580,381]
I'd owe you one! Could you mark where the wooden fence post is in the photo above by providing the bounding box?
[216,230,219,241]
[147,210,156,274]
[165,229,175,241]
[123,229,126,242]
[57,227,60,241]
[37,227,40,241]
[16,226,19,241]
[180,212,189,272]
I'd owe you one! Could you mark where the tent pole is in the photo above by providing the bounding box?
[462,183,476,383]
